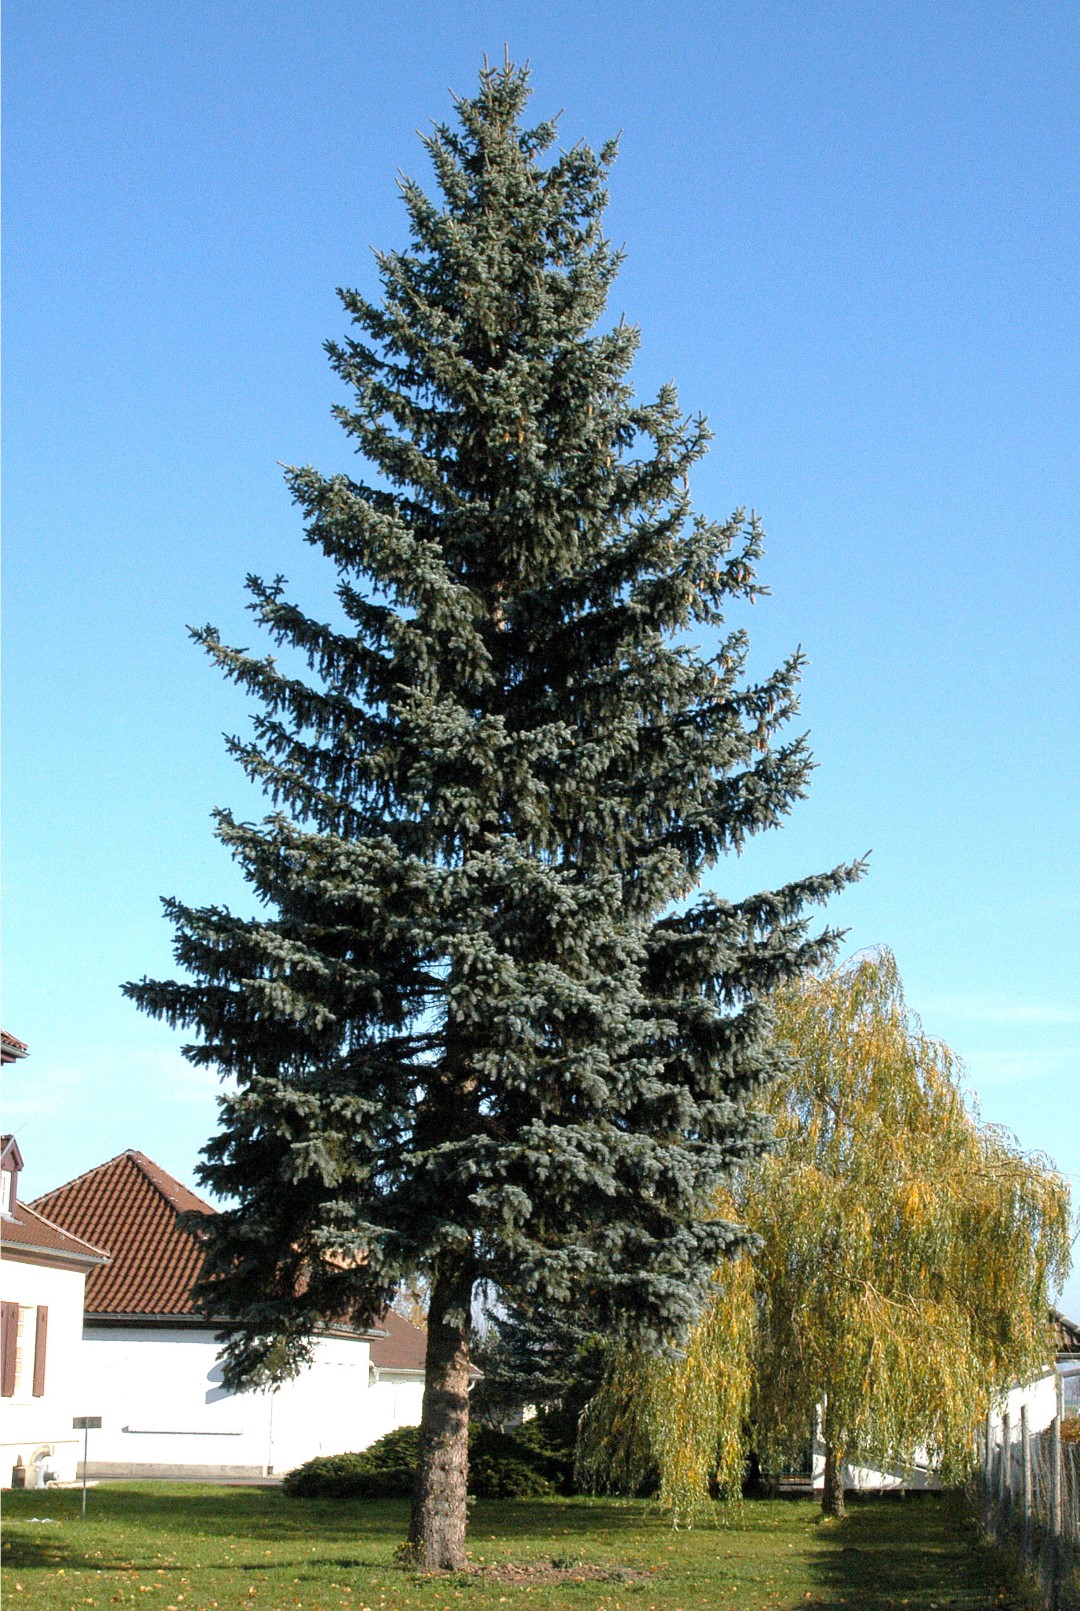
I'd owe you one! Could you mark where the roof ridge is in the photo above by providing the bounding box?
[33,1148,214,1215]
[32,1148,148,1203]
[123,1151,215,1216]
[16,1199,111,1260]
[28,1149,209,1317]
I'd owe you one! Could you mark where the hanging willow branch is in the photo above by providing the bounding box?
[577,1203,756,1518]
[583,949,1073,1521]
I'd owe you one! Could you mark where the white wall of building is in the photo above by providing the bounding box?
[991,1370,1060,1438]
[365,1371,426,1447]
[0,1256,89,1485]
[810,1370,1062,1492]
[1060,1359,1080,1421]
[265,1334,379,1475]
[79,1327,424,1477]
[79,1326,273,1477]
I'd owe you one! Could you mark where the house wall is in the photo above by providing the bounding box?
[810,1371,1062,1493]
[264,1334,378,1475]
[1059,1359,1080,1421]
[78,1327,423,1478]
[365,1371,426,1446]
[991,1370,1060,1438]
[0,1255,89,1486]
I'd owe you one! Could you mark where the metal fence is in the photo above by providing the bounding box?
[980,1409,1080,1611]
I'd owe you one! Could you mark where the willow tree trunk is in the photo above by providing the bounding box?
[821,1399,846,1519]
[408,1261,473,1569]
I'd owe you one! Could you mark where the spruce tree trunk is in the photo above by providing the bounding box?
[821,1399,846,1519]
[408,1261,473,1569]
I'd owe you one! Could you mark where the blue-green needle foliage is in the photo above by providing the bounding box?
[126,61,858,1390]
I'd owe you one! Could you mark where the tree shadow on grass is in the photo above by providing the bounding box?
[805,1491,1029,1611]
[4,1487,404,1543]
[2,1531,106,1572]
[2,1490,655,1581]
[5,1487,652,1541]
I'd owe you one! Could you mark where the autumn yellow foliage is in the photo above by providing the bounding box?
[581,949,1073,1520]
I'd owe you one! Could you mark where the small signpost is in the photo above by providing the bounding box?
[72,1417,101,1520]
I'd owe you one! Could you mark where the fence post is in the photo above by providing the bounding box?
[1000,1410,1012,1521]
[1020,1403,1032,1558]
[1050,1415,1062,1611]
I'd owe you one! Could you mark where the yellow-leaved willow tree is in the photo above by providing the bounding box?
[580,950,1072,1519]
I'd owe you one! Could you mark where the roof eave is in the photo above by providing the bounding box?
[85,1311,384,1341]
[1,1241,110,1269]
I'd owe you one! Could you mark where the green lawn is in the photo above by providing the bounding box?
[2,1485,1035,1611]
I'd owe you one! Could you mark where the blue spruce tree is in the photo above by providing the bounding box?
[127,61,857,1566]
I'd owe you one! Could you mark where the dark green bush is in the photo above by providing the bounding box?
[356,1425,421,1477]
[280,1451,391,1499]
[283,1421,569,1500]
[468,1427,553,1498]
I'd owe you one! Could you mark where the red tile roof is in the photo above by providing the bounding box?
[31,1151,430,1371]
[1,1199,109,1267]
[31,1150,214,1317]
[370,1307,428,1373]
[1,1030,29,1064]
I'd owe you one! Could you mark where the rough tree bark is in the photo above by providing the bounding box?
[408,1260,474,1569]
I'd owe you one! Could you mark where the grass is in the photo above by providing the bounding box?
[1,1484,1036,1611]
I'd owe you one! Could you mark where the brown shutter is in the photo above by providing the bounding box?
[32,1306,48,1397]
[0,1302,17,1396]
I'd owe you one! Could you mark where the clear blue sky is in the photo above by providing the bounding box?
[4,2,1078,1316]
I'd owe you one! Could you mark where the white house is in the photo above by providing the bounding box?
[30,1149,427,1480]
[1,1122,111,1487]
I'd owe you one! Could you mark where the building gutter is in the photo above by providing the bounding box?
[1,1241,109,1270]
[85,1312,388,1341]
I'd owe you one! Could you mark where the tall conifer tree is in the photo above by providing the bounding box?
[127,60,856,1566]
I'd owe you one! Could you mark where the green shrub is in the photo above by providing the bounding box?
[468,1428,554,1498]
[283,1422,568,1500]
[281,1452,387,1499]
[518,1415,577,1486]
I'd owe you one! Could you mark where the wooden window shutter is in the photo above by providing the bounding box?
[32,1306,48,1397]
[0,1302,17,1396]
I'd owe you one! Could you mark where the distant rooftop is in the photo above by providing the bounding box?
[370,1307,427,1373]
[1052,1308,1080,1357]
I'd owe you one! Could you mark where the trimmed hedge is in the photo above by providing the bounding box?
[283,1422,571,1500]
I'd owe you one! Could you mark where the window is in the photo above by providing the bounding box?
[0,1302,17,1395]
[0,1169,12,1215]
[12,1306,35,1400]
[0,1304,47,1398]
